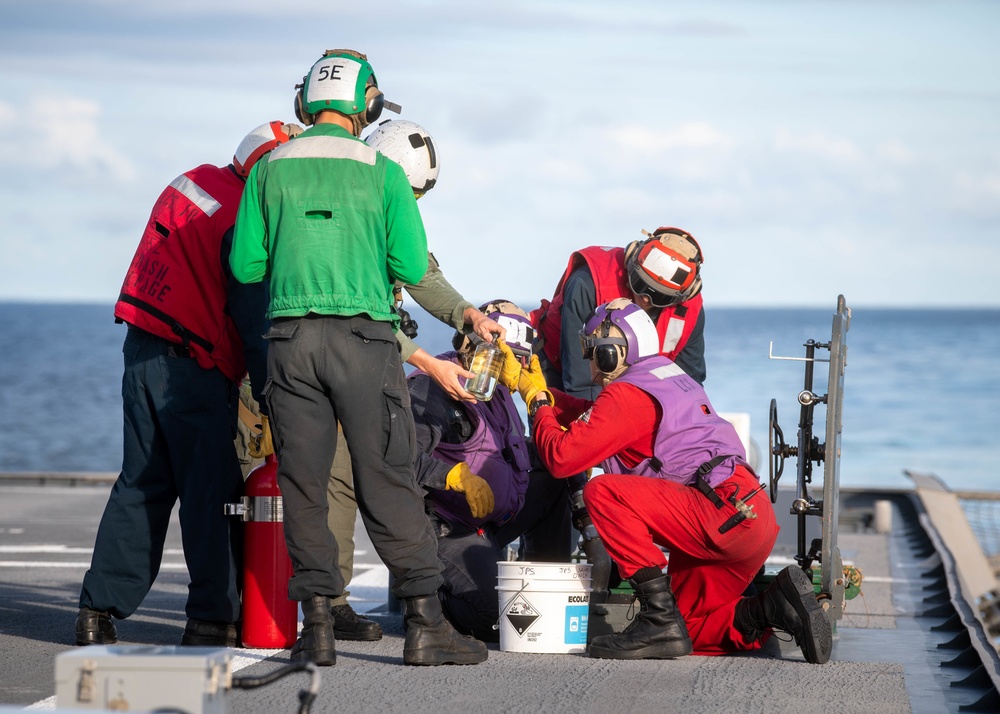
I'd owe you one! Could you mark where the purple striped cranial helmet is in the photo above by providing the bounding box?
[580,298,659,383]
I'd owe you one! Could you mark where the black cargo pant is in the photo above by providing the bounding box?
[264,314,442,601]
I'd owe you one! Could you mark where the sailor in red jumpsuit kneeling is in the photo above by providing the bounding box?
[513,298,832,663]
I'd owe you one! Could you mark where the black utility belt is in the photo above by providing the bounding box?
[126,325,194,359]
[690,457,766,534]
[166,342,194,358]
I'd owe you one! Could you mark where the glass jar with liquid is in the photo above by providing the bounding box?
[463,340,503,401]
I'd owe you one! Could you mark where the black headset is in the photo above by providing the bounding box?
[583,317,629,376]
[594,343,622,375]
[362,82,385,124]
[294,78,383,126]
[293,83,311,125]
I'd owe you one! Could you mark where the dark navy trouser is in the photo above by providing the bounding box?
[436,466,571,642]
[80,327,243,623]
[264,314,443,602]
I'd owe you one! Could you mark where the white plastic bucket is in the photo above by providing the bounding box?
[496,561,592,654]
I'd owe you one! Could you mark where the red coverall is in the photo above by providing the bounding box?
[532,383,779,655]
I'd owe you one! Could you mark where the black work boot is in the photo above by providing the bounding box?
[733,565,832,664]
[290,596,336,666]
[588,574,693,660]
[332,602,382,641]
[401,593,488,666]
[181,619,238,647]
[75,607,117,646]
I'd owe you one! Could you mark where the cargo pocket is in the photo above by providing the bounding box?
[381,386,414,468]
[264,320,299,341]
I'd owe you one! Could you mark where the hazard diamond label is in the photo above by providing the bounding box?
[504,593,541,636]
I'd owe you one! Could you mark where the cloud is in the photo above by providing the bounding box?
[0,96,135,184]
[950,169,1000,218]
[424,108,1000,303]
[0,1,998,307]
[537,156,595,186]
[772,127,863,164]
[874,140,915,165]
[600,122,739,184]
[613,122,736,153]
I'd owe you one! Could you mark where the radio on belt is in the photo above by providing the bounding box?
[55,645,232,713]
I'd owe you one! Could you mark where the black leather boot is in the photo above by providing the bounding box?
[75,607,117,646]
[733,565,832,664]
[332,602,382,641]
[181,619,238,647]
[290,596,336,666]
[401,593,488,666]
[588,574,692,660]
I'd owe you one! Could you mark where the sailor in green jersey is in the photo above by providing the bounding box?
[319,120,508,638]
[231,49,487,668]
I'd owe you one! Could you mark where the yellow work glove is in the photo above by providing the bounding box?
[248,415,275,459]
[445,462,495,519]
[517,354,555,408]
[495,339,522,393]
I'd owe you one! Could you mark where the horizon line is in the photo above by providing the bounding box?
[2,298,1000,311]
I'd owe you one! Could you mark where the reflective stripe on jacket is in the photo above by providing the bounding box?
[114,164,247,383]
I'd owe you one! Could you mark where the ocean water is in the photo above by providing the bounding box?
[1,301,997,499]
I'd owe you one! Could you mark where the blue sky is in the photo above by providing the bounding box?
[1,1,998,307]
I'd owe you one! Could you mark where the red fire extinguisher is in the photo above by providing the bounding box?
[226,454,298,648]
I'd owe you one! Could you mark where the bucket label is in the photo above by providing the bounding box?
[504,593,541,636]
[565,605,589,645]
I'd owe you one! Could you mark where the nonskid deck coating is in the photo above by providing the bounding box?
[0,482,996,713]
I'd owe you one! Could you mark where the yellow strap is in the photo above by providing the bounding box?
[238,399,261,435]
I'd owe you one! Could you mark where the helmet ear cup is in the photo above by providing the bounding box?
[294,88,314,126]
[364,84,385,125]
[594,344,620,375]
[624,240,641,270]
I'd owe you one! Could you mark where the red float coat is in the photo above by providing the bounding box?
[531,246,703,376]
[532,378,778,656]
[114,164,247,384]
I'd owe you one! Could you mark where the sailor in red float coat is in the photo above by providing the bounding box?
[76,122,297,649]
[531,228,706,400]
[533,362,776,657]
[527,299,831,665]
[114,164,250,383]
[524,229,708,573]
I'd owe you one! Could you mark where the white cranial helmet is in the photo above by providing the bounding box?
[365,119,439,197]
[233,121,303,177]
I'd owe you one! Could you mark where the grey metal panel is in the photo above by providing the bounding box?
[822,294,850,621]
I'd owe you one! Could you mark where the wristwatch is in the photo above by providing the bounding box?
[528,395,551,417]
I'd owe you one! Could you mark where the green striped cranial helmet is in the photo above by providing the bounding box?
[295,49,398,133]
